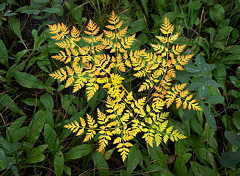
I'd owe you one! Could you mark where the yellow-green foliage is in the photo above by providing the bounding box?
[49,11,202,162]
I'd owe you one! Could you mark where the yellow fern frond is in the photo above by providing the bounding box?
[73,75,87,93]
[116,26,128,39]
[150,44,165,54]
[160,17,174,35]
[108,11,120,25]
[121,34,136,49]
[168,33,180,43]
[49,23,69,40]
[71,26,80,39]
[172,45,186,55]
[84,20,100,36]
[49,68,67,82]
[86,82,99,101]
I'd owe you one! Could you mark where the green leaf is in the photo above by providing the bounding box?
[187,1,202,10]
[129,18,147,34]
[0,39,8,67]
[64,144,93,160]
[44,124,59,153]
[190,161,216,176]
[8,17,22,39]
[233,112,240,130]
[70,5,83,24]
[140,0,149,15]
[148,146,168,167]
[14,71,46,89]
[104,148,115,160]
[222,54,240,64]
[61,95,77,115]
[43,111,54,127]
[42,7,62,14]
[27,110,45,144]
[40,93,54,111]
[225,131,240,146]
[16,6,41,15]
[0,94,24,114]
[190,115,203,136]
[209,4,225,24]
[174,153,192,176]
[127,146,143,173]
[195,148,215,168]
[220,152,240,167]
[26,145,47,164]
[92,152,109,176]
[216,26,233,41]
[54,151,64,176]
[21,98,39,107]
[64,166,71,176]
[0,149,9,171]
[7,126,28,143]
[203,105,217,130]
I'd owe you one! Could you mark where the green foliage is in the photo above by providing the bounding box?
[0,0,240,175]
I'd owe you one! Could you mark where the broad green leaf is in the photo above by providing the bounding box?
[213,63,226,87]
[224,45,240,54]
[21,98,39,107]
[92,152,109,176]
[233,112,240,130]
[187,1,202,10]
[209,4,225,24]
[190,116,203,136]
[43,111,54,127]
[222,54,240,64]
[42,7,62,14]
[104,148,115,160]
[61,95,77,115]
[14,71,46,89]
[127,146,143,173]
[64,166,71,176]
[129,18,147,34]
[44,124,59,153]
[6,61,26,80]
[15,49,29,63]
[7,126,28,143]
[0,39,8,67]
[140,0,149,15]
[64,144,93,160]
[0,149,8,171]
[26,145,47,164]
[225,131,240,146]
[54,151,64,176]
[190,161,216,176]
[40,93,54,111]
[32,29,46,51]
[203,105,217,130]
[16,6,41,15]
[230,76,240,88]
[195,148,215,168]
[174,153,192,176]
[220,152,240,167]
[70,5,83,24]
[8,116,26,129]
[0,137,19,153]
[216,26,233,41]
[27,110,45,144]
[148,146,168,167]
[8,17,22,39]
[0,94,24,114]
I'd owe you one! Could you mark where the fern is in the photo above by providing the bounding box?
[49,13,202,162]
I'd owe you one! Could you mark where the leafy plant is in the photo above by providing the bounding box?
[48,11,201,161]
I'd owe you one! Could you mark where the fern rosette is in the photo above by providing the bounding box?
[48,11,201,161]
